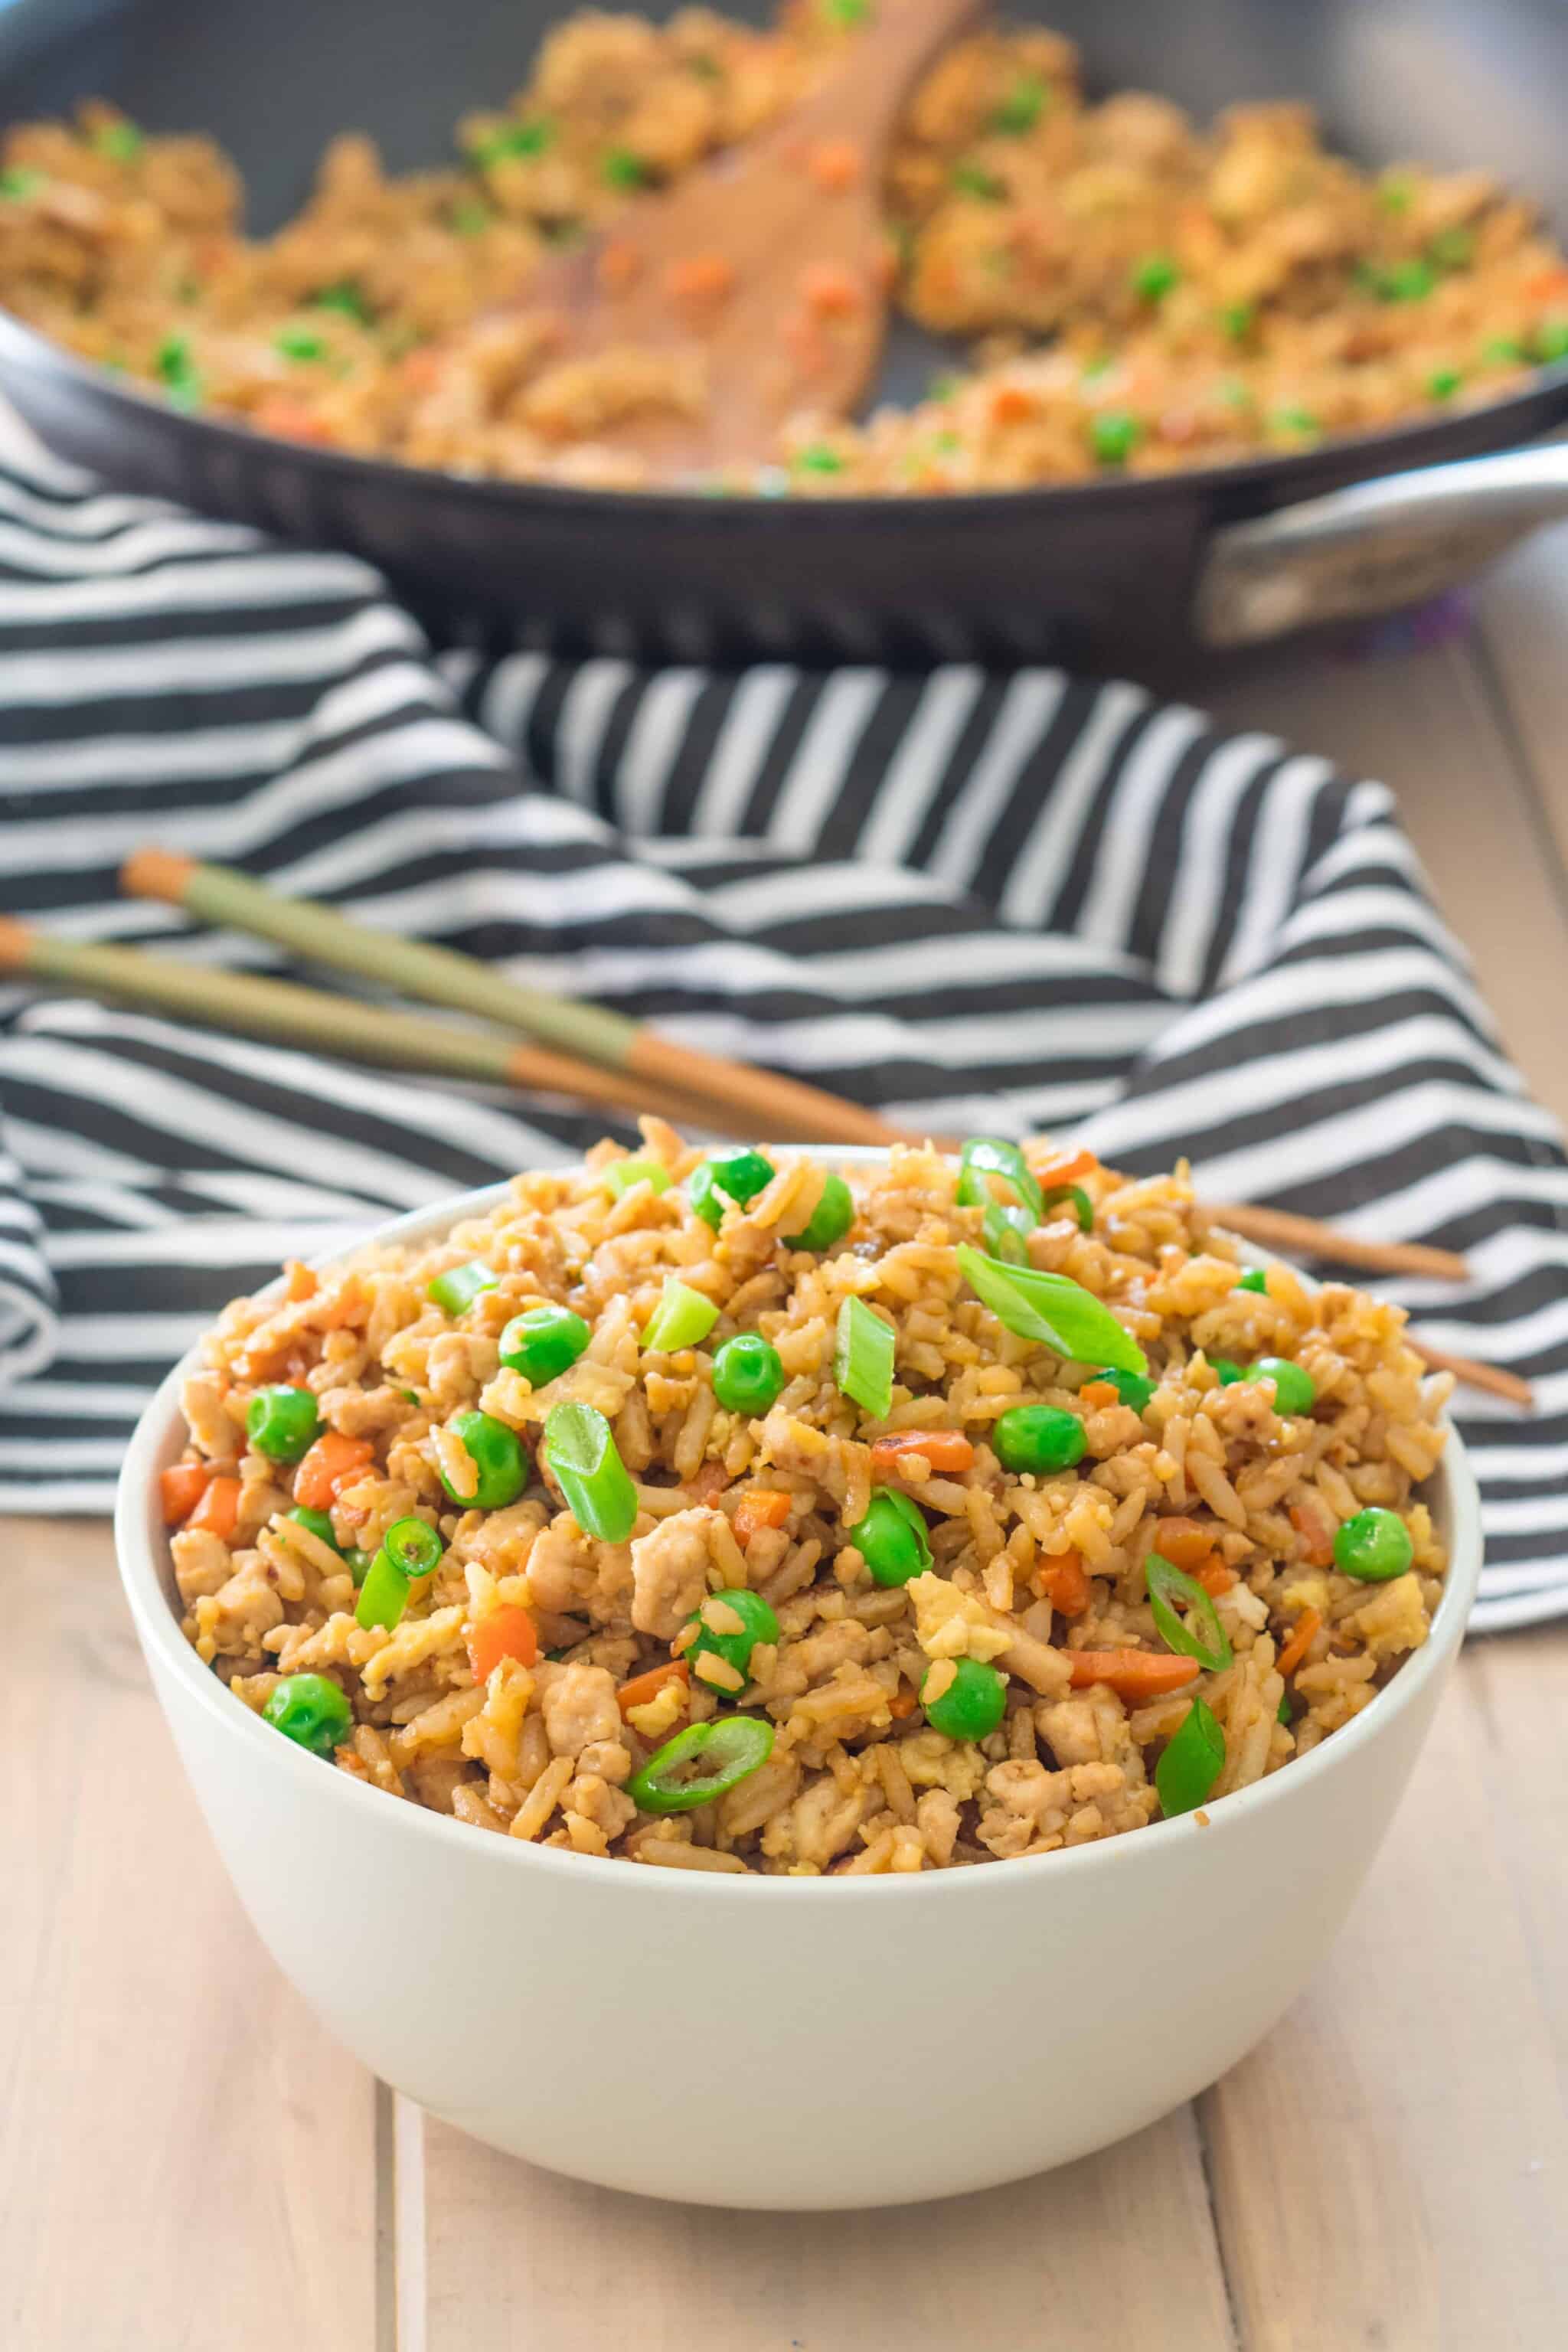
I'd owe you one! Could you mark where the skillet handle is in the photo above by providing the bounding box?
[1194,442,1568,645]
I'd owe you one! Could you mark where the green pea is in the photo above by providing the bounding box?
[1333,1507,1413,1583]
[683,1587,779,1691]
[287,1505,340,1552]
[442,1410,527,1509]
[1427,366,1462,402]
[1209,1358,1246,1385]
[991,1404,1086,1475]
[1089,409,1143,466]
[922,1656,1007,1741]
[711,1333,786,1417]
[262,1672,351,1758]
[689,1148,776,1229]
[782,1170,854,1252]
[1131,252,1179,303]
[848,1488,933,1587]
[1236,1268,1269,1294]
[246,1384,320,1462]
[499,1305,590,1387]
[1098,1367,1155,1411]
[1246,1357,1316,1415]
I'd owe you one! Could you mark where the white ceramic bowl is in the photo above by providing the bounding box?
[115,1158,1481,2210]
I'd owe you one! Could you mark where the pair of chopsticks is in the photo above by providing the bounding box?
[0,849,1530,1406]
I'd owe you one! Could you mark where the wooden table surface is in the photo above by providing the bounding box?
[7,531,1568,2350]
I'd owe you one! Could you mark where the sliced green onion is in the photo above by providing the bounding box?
[450,199,492,236]
[0,166,43,200]
[312,279,373,322]
[155,335,204,412]
[604,1158,671,1198]
[1155,1697,1226,1816]
[642,1276,719,1353]
[991,72,1049,133]
[356,1547,412,1632]
[383,1515,443,1579]
[601,146,651,189]
[94,120,144,162]
[981,1198,1032,1265]
[955,1244,1147,1375]
[625,1715,775,1813]
[951,160,1005,201]
[274,326,328,361]
[427,1259,497,1316]
[1040,1183,1093,1233]
[475,117,554,165]
[956,1135,1044,1222]
[544,1401,639,1542]
[1277,1692,1293,1726]
[1145,1551,1233,1673]
[834,1295,895,1419]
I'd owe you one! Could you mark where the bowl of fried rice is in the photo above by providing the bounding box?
[116,1135,1481,2207]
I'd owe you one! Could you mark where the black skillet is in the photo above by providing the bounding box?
[2,0,1567,665]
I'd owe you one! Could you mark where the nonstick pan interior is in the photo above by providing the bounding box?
[2,0,1566,663]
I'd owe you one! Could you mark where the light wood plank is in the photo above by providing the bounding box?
[419,2104,1236,2351]
[0,1520,381,2351]
[1200,1637,1568,2352]
[1473,521,1568,879]
[1196,633,1568,1127]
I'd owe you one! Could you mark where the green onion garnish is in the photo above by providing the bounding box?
[384,1515,444,1579]
[1428,227,1473,270]
[544,1400,639,1542]
[94,121,144,162]
[1377,172,1415,214]
[1145,1552,1233,1673]
[274,326,328,361]
[155,335,204,412]
[642,1277,719,1353]
[475,117,554,165]
[426,1260,497,1317]
[312,279,374,322]
[981,1200,1032,1264]
[1537,320,1568,362]
[450,200,492,236]
[956,1135,1043,1223]
[625,1715,775,1813]
[1219,301,1255,343]
[991,73,1050,133]
[834,1295,895,1419]
[1040,1183,1093,1233]
[822,0,871,24]
[951,161,1005,201]
[601,147,651,190]
[604,1158,671,1199]
[1131,252,1180,304]
[1155,1697,1226,1816]
[356,1547,411,1632]
[955,1245,1147,1374]
[793,444,845,474]
[0,166,43,200]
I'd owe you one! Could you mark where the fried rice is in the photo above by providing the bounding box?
[162,1132,1453,1874]
[3,9,1565,494]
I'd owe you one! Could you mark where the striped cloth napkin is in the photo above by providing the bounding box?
[0,426,1563,1631]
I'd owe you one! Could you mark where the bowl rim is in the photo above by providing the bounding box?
[115,1150,1483,1902]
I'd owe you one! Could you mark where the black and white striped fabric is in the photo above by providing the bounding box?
[1,427,1563,1632]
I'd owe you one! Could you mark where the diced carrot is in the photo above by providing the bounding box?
[253,396,335,445]
[1290,1499,1335,1569]
[805,137,862,191]
[801,261,863,318]
[468,1603,540,1683]
[160,1462,211,1524]
[188,1475,241,1540]
[1194,1556,1238,1598]
[990,384,1035,425]
[1080,1380,1118,1410]
[1151,1515,1214,1573]
[1276,1606,1322,1680]
[400,346,445,391]
[1036,1548,1090,1616]
[617,1658,690,1718]
[1067,1649,1200,1699]
[597,237,642,296]
[293,1431,374,1512]
[733,1488,792,1547]
[1031,1147,1099,1187]
[665,251,734,307]
[869,1430,975,1475]
[888,1688,918,1720]
[1525,266,1568,305]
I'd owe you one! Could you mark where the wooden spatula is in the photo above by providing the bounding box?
[514,0,982,475]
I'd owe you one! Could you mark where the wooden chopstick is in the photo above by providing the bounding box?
[0,920,763,1135]
[1406,1338,1533,1408]
[1208,1201,1468,1283]
[120,848,906,1150]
